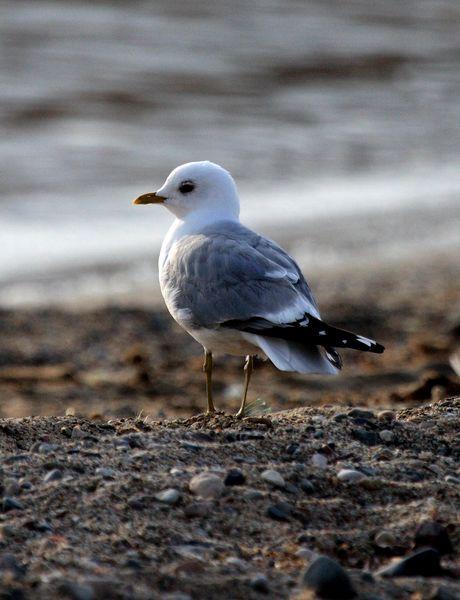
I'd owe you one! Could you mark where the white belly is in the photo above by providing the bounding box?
[188,327,266,358]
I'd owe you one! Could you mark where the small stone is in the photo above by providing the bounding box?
[445,475,460,485]
[433,585,458,600]
[2,497,24,512]
[352,429,379,446]
[0,553,26,578]
[301,555,356,599]
[155,488,180,505]
[3,479,20,496]
[311,453,328,469]
[44,469,63,483]
[299,479,315,494]
[267,502,291,522]
[373,448,393,461]
[189,472,224,499]
[348,408,375,419]
[95,467,115,479]
[250,573,270,593]
[57,580,94,600]
[184,501,212,518]
[337,469,367,483]
[37,443,57,454]
[378,548,442,577]
[224,556,247,571]
[379,430,394,443]
[242,489,264,501]
[377,410,395,422]
[333,413,348,422]
[374,531,396,548]
[296,548,317,561]
[414,521,453,555]
[261,469,285,488]
[71,426,87,440]
[224,468,246,486]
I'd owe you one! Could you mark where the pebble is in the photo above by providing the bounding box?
[379,430,394,443]
[299,479,315,494]
[311,453,328,469]
[3,479,20,496]
[250,573,270,593]
[374,531,396,548]
[155,488,181,505]
[445,475,460,485]
[95,467,115,479]
[337,469,367,483]
[57,580,95,600]
[189,472,224,499]
[414,520,453,555]
[377,410,395,422]
[352,429,379,446]
[348,408,375,419]
[224,468,246,486]
[183,501,212,518]
[261,469,285,488]
[373,448,393,461]
[266,502,292,522]
[2,497,24,512]
[242,489,264,501]
[44,469,63,483]
[378,548,442,577]
[296,548,317,561]
[301,555,356,599]
[71,426,88,440]
[224,556,247,571]
[37,442,57,454]
[333,413,348,422]
[0,553,26,578]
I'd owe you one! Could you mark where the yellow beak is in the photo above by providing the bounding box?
[133,192,167,205]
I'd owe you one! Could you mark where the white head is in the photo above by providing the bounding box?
[134,161,240,220]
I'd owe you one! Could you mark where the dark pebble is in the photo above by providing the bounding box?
[348,408,375,419]
[378,548,442,577]
[224,468,246,486]
[352,429,380,446]
[301,555,356,599]
[432,585,458,600]
[3,498,24,512]
[250,574,270,594]
[285,443,300,455]
[414,521,453,555]
[0,553,26,578]
[299,479,315,494]
[23,519,53,533]
[267,502,291,522]
[333,413,348,422]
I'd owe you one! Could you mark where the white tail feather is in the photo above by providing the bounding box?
[246,334,339,375]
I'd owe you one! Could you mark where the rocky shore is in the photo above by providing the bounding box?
[0,400,458,599]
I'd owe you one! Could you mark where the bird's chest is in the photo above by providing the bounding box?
[159,240,204,328]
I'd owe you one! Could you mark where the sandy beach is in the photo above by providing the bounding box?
[1,225,459,599]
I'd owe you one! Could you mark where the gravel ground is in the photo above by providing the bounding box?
[0,399,458,599]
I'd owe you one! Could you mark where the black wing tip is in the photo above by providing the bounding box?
[372,342,385,354]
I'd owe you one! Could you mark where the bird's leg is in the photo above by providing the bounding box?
[236,355,254,418]
[203,350,215,414]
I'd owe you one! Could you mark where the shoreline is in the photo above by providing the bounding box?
[2,195,460,309]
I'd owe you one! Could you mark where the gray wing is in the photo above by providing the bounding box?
[162,220,320,329]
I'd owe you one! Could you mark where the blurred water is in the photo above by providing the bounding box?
[1,0,460,304]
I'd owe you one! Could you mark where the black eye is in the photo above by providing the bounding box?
[179,181,195,194]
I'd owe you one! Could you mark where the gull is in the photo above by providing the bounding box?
[134,161,384,416]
